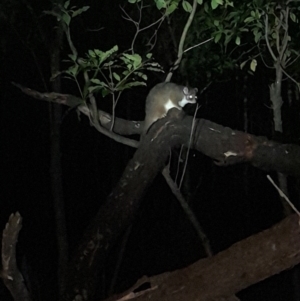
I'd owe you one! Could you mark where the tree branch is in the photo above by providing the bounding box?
[1,213,32,301]
[165,0,198,81]
[12,82,300,177]
[106,214,300,301]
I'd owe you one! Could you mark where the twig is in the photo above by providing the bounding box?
[165,0,198,82]
[183,38,213,53]
[267,175,300,218]
[120,3,166,54]
[179,104,200,189]
[264,14,277,62]
[162,165,213,257]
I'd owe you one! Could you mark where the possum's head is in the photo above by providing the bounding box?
[178,86,198,107]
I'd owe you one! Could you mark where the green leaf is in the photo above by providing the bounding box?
[111,45,119,52]
[135,72,147,80]
[224,32,233,45]
[67,64,79,76]
[211,0,223,9]
[62,13,71,26]
[90,79,108,87]
[214,32,222,43]
[235,36,240,45]
[244,16,254,23]
[147,62,161,67]
[119,81,147,91]
[204,2,209,12]
[88,50,96,58]
[240,60,247,70]
[128,0,137,3]
[122,53,142,68]
[254,31,262,43]
[155,0,166,10]
[146,53,153,59]
[128,81,147,87]
[88,86,102,94]
[113,72,121,81]
[94,46,118,64]
[146,67,164,72]
[166,3,178,15]
[197,0,203,4]
[101,89,110,98]
[290,12,297,23]
[256,21,263,29]
[94,49,104,57]
[68,54,77,61]
[182,1,192,12]
[77,58,88,68]
[64,1,70,9]
[72,6,90,18]
[250,59,257,72]
[225,0,233,7]
[145,61,163,72]
[211,0,218,9]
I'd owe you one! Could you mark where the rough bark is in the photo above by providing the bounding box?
[1,213,32,301]
[11,83,300,177]
[107,214,300,301]
[63,110,300,300]
[64,110,192,300]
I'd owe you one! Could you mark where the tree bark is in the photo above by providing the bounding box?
[49,14,69,301]
[106,214,300,301]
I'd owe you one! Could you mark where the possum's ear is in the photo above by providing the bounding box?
[183,87,189,95]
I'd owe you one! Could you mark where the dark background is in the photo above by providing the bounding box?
[1,0,300,300]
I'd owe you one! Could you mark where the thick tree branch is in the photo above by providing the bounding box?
[12,83,300,177]
[1,213,32,301]
[64,110,193,300]
[62,109,300,300]
[106,214,300,301]
[11,82,140,148]
[10,82,300,300]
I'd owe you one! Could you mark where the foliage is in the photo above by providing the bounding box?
[44,0,90,26]
[46,1,164,103]
[65,47,162,99]
[61,0,299,92]
[176,0,300,85]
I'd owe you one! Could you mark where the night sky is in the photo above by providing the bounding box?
[1,0,300,300]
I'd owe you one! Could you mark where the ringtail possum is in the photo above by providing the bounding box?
[143,82,198,134]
